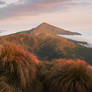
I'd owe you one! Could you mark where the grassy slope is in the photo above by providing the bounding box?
[22,23,81,35]
[0,45,92,92]
[0,31,92,64]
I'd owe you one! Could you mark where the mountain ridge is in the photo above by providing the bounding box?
[0,31,92,64]
[21,22,81,35]
[0,23,92,64]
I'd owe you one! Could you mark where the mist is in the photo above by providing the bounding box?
[60,30,92,47]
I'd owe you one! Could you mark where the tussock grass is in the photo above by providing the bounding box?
[42,59,92,92]
[0,44,43,92]
[0,44,92,92]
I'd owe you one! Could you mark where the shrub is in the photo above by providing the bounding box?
[0,44,43,92]
[43,59,92,92]
[0,76,22,92]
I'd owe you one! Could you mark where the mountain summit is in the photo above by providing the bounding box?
[0,22,92,64]
[22,22,81,35]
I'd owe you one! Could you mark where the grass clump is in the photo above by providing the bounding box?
[0,44,43,92]
[42,59,92,92]
[0,44,92,92]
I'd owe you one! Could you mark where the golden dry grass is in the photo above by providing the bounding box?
[0,44,43,92]
[42,59,92,92]
[0,44,92,92]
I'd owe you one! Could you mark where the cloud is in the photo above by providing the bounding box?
[0,0,92,19]
[12,1,24,6]
[0,1,5,4]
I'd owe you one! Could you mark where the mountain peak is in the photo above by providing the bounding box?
[21,22,81,35]
[39,22,50,26]
[37,22,61,30]
[41,22,48,25]
[36,22,81,35]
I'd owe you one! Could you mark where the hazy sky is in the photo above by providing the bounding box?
[0,0,92,31]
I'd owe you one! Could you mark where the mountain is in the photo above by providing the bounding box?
[0,23,92,65]
[0,30,92,65]
[0,33,77,59]
[21,23,81,35]
[0,23,92,92]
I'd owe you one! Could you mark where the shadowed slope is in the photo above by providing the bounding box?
[0,33,78,61]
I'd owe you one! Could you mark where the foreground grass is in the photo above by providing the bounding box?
[0,44,43,92]
[41,59,92,92]
[0,44,92,92]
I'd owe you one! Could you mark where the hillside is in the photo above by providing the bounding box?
[0,45,92,92]
[0,23,92,92]
[0,33,77,59]
[21,23,81,35]
[0,31,92,64]
[0,23,92,65]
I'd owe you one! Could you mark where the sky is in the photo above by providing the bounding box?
[0,0,92,32]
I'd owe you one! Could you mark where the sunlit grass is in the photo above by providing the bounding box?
[0,44,92,92]
[0,44,43,92]
[42,59,92,92]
